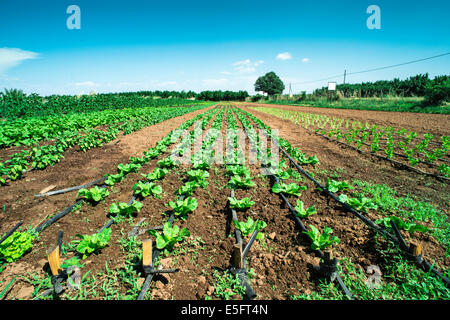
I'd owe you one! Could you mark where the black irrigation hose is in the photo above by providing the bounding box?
[0,221,23,245]
[280,146,450,289]
[229,189,243,245]
[230,267,257,300]
[97,219,114,234]
[34,177,108,198]
[242,229,259,261]
[34,199,85,234]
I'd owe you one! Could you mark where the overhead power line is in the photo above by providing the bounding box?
[291,52,450,86]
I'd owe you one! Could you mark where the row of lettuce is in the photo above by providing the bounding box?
[0,103,213,185]
[250,107,450,177]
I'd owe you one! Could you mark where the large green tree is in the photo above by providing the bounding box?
[254,72,285,97]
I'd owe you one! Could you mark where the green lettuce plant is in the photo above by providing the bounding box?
[132,181,162,198]
[233,217,267,240]
[169,197,198,220]
[73,228,111,259]
[141,167,169,181]
[303,225,340,251]
[375,216,430,234]
[77,186,109,203]
[109,200,144,218]
[228,197,255,211]
[104,173,124,186]
[272,182,307,197]
[294,200,317,219]
[0,231,34,262]
[228,175,256,189]
[148,221,190,253]
[339,194,378,213]
[325,178,353,193]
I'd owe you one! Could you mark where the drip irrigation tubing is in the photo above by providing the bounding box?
[279,146,450,288]
[34,177,108,197]
[229,189,243,245]
[0,221,23,245]
[34,199,85,234]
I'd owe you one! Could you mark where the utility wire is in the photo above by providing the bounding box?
[291,52,450,85]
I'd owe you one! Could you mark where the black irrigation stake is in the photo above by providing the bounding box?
[0,221,23,245]
[136,191,185,300]
[280,146,450,289]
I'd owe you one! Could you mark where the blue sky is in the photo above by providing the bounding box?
[0,0,449,95]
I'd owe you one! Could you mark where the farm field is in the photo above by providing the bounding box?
[0,102,449,301]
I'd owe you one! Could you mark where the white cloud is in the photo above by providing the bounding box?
[74,81,98,87]
[0,48,39,74]
[232,59,264,74]
[232,59,251,66]
[220,71,231,75]
[302,57,310,63]
[276,52,292,60]
[159,81,177,86]
[202,78,228,86]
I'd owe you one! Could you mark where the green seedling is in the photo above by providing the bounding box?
[294,200,317,219]
[148,221,190,253]
[303,225,340,251]
[228,197,255,211]
[77,186,109,203]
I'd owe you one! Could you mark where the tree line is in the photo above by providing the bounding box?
[312,73,450,101]
[106,90,249,101]
[0,89,250,119]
